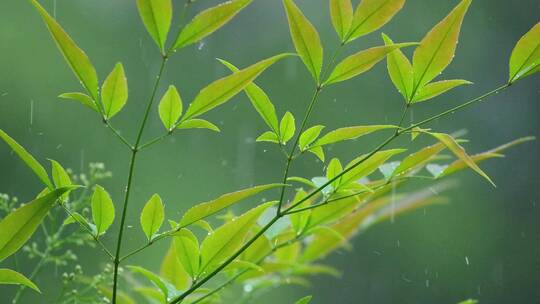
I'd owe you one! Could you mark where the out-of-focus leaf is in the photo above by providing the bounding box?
[289,190,312,234]
[140,194,165,240]
[294,295,313,304]
[393,142,445,176]
[299,125,325,151]
[283,0,324,82]
[101,63,128,119]
[509,22,540,83]
[134,287,166,304]
[329,0,353,42]
[308,195,363,228]
[412,79,472,103]
[326,158,343,189]
[225,260,264,273]
[0,129,53,189]
[241,229,271,263]
[160,241,190,291]
[199,202,274,275]
[136,0,172,53]
[301,225,348,262]
[183,54,291,120]
[91,185,115,236]
[0,268,40,292]
[378,161,400,180]
[457,300,478,304]
[346,0,405,42]
[412,0,471,92]
[314,125,396,147]
[256,131,279,143]
[30,0,99,99]
[99,286,136,304]
[279,111,296,144]
[341,149,406,185]
[177,119,220,132]
[382,33,413,100]
[173,229,200,279]
[128,266,169,298]
[159,85,182,130]
[325,43,417,85]
[287,176,316,188]
[0,187,74,261]
[173,0,253,49]
[58,92,97,111]
[178,184,282,227]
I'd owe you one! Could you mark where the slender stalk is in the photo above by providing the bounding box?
[105,123,133,149]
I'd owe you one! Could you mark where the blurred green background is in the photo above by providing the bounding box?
[0,0,539,303]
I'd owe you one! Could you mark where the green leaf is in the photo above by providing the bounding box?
[327,158,343,189]
[178,184,282,227]
[50,159,72,189]
[159,85,183,130]
[0,129,53,189]
[429,132,495,186]
[325,43,417,85]
[173,229,200,279]
[177,119,220,132]
[314,125,396,147]
[345,0,405,43]
[183,54,291,120]
[382,33,413,100]
[136,0,172,54]
[341,149,406,185]
[283,0,324,82]
[308,146,325,162]
[412,79,472,103]
[173,0,253,50]
[393,142,445,176]
[219,59,279,132]
[160,242,190,291]
[0,188,73,261]
[128,266,169,298]
[299,125,325,151]
[140,194,165,240]
[0,268,40,293]
[279,111,296,144]
[256,131,280,143]
[457,299,478,304]
[91,185,115,236]
[308,195,362,228]
[329,0,353,42]
[101,63,128,119]
[412,0,472,93]
[295,295,313,304]
[509,22,540,83]
[30,0,99,100]
[199,201,274,275]
[58,92,97,111]
[289,190,312,235]
[287,176,316,188]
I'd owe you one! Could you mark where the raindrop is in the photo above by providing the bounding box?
[197,41,206,51]
[465,256,470,266]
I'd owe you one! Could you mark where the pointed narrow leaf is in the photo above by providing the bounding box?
[295,295,313,304]
[289,190,312,234]
[429,132,495,186]
[159,85,182,130]
[219,59,279,132]
[136,0,172,53]
[50,160,72,189]
[0,269,40,292]
[199,202,274,275]
[412,0,472,92]
[330,0,353,42]
[314,125,396,147]
[102,63,128,119]
[183,54,290,120]
[327,158,343,189]
[173,0,253,49]
[160,242,189,291]
[30,0,99,99]
[0,129,53,189]
[283,0,324,82]
[177,119,220,132]
[509,22,540,83]
[382,33,413,100]
[341,149,406,185]
[256,131,280,143]
[140,194,165,240]
[299,125,325,151]
[179,184,282,227]
[346,0,405,42]
[308,146,325,162]
[173,229,200,278]
[128,266,169,298]
[325,43,417,85]
[412,79,472,103]
[91,185,115,236]
[58,92,97,111]
[309,196,363,228]
[279,111,296,144]
[0,188,73,261]
[393,142,445,176]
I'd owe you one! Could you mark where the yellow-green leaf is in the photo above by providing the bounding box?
[159,85,183,130]
[289,190,312,234]
[393,142,445,176]
[173,0,253,50]
[0,269,40,293]
[30,0,99,100]
[50,159,72,189]
[58,92,97,111]
[160,242,190,291]
[279,111,296,144]
[256,131,280,143]
[299,125,325,151]
[325,43,417,85]
[136,0,172,54]
[346,0,405,43]
[140,194,165,240]
[0,129,53,189]
[412,79,472,103]
[177,119,220,132]
[429,132,495,186]
[183,54,291,120]
[308,146,325,162]
[295,295,313,304]
[173,229,200,278]
[178,184,282,227]
[382,33,413,100]
[509,22,540,83]
[283,0,324,82]
[91,185,115,236]
[128,266,169,297]
[314,125,396,147]
[341,149,406,185]
[327,158,343,189]
[412,0,472,92]
[330,0,353,42]
[101,63,128,119]
[0,187,73,261]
